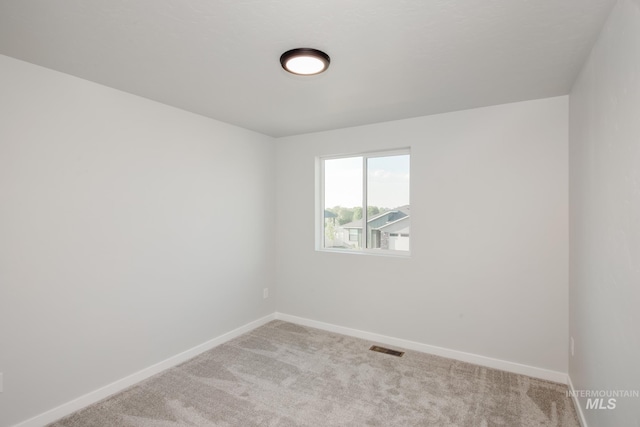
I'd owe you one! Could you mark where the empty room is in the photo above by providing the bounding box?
[0,1,638,426]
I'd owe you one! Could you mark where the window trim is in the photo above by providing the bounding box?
[317,148,411,257]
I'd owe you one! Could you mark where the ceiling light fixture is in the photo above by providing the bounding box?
[280,48,330,76]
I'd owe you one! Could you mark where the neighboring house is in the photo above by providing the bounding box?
[377,215,410,251]
[338,206,410,250]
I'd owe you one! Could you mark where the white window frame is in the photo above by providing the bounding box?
[317,148,411,257]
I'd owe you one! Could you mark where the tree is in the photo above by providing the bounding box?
[352,206,384,221]
[325,220,336,243]
[337,208,354,225]
[353,207,362,221]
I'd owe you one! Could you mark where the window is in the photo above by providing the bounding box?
[319,149,410,255]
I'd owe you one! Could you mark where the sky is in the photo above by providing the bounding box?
[324,154,410,209]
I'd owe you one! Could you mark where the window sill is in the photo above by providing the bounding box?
[317,248,411,258]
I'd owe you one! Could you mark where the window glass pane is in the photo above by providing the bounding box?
[323,157,363,249]
[366,154,410,251]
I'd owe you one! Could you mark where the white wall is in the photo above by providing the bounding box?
[569,0,640,425]
[276,97,569,374]
[0,54,275,427]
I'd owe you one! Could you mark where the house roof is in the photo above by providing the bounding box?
[341,206,410,230]
[376,216,410,235]
[324,210,338,219]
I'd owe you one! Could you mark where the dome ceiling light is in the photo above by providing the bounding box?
[280,48,330,76]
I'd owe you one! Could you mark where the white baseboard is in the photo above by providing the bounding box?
[13,313,276,427]
[14,312,570,427]
[275,312,568,384]
[568,375,588,427]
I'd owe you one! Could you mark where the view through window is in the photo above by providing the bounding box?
[322,150,410,254]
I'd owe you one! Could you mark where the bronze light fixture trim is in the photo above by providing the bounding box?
[280,48,330,76]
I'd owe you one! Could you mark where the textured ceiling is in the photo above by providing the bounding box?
[0,0,616,137]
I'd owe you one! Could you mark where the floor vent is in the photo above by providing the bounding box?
[369,345,404,357]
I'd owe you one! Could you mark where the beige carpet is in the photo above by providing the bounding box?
[49,320,580,426]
